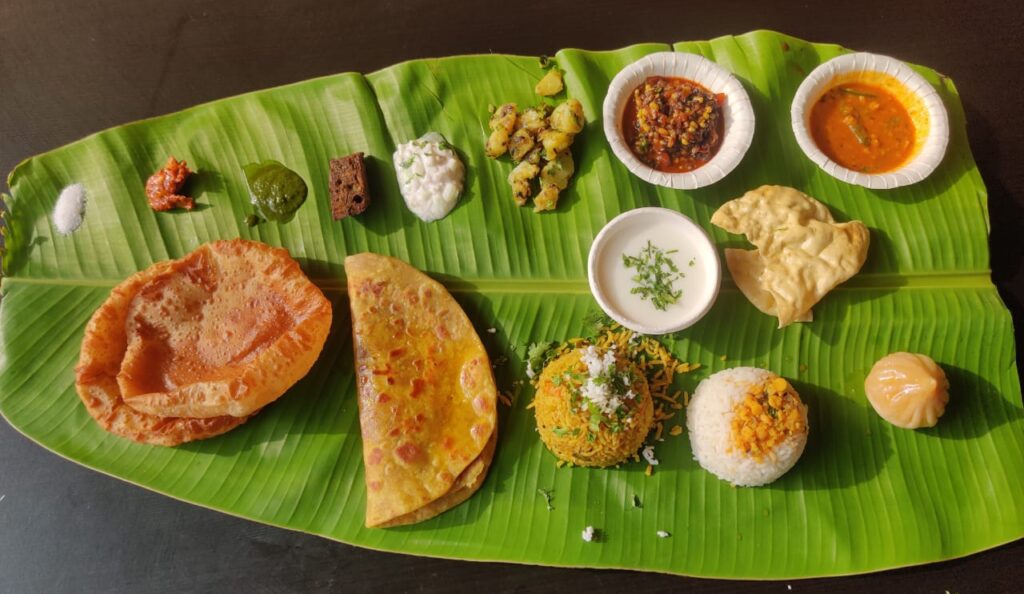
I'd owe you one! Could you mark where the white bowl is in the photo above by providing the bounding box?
[791,52,949,189]
[602,52,755,190]
[587,207,721,335]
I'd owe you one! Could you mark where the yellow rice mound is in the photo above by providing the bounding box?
[533,348,653,467]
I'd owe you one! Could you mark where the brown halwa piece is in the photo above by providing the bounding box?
[328,153,371,220]
[145,156,194,211]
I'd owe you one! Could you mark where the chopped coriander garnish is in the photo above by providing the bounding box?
[400,157,415,168]
[622,240,684,311]
[537,488,555,511]
[525,341,559,378]
[582,310,614,336]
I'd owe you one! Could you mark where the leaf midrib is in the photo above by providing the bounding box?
[0,271,997,293]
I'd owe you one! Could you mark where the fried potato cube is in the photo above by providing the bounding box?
[533,183,560,212]
[550,99,584,135]
[509,128,535,162]
[508,161,540,206]
[518,106,550,134]
[485,128,510,159]
[539,129,572,161]
[489,103,518,133]
[534,69,564,96]
[540,152,575,190]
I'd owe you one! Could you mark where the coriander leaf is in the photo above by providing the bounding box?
[622,240,684,311]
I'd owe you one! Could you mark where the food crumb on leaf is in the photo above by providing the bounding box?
[641,445,659,465]
[581,526,597,542]
[656,530,671,538]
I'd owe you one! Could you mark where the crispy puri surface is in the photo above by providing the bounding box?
[118,239,332,419]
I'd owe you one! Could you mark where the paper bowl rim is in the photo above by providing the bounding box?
[790,52,950,190]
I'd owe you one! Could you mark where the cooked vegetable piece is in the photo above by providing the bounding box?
[508,161,540,206]
[519,106,550,133]
[550,99,584,135]
[489,102,518,132]
[145,157,194,212]
[840,105,871,146]
[485,128,511,159]
[539,129,572,160]
[533,183,559,212]
[484,96,583,211]
[535,69,564,96]
[540,152,574,190]
[509,128,536,162]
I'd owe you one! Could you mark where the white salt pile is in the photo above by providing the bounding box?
[53,183,87,235]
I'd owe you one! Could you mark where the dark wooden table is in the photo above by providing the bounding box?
[2,1,1021,591]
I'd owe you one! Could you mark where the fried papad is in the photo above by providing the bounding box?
[117,239,332,419]
[724,249,813,323]
[75,262,248,446]
[345,253,497,528]
[712,185,869,327]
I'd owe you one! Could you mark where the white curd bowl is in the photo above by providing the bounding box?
[603,52,755,190]
[587,207,721,335]
[791,52,950,189]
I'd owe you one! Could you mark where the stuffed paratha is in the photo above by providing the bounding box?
[345,253,497,528]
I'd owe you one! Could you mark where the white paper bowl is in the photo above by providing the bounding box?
[587,208,721,335]
[791,52,950,189]
[603,52,755,190]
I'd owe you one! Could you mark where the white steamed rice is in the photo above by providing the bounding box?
[686,367,808,487]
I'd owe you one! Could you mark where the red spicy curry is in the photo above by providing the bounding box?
[809,82,915,173]
[622,76,725,173]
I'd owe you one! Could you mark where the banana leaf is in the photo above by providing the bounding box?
[1,30,1021,579]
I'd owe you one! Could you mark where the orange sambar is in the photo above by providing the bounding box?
[809,82,915,173]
